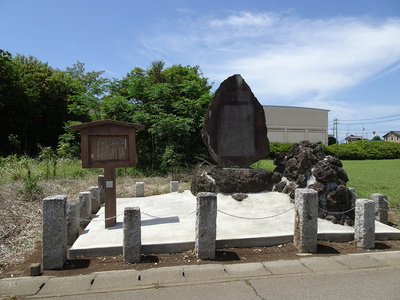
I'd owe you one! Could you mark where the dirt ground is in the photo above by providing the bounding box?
[2,239,400,279]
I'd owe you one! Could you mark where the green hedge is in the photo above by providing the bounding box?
[269,142,294,157]
[325,141,400,160]
[268,141,400,160]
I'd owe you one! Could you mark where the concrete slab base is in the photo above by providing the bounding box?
[69,190,400,258]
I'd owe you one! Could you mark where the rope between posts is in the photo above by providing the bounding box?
[217,207,294,220]
[318,207,355,215]
[382,198,400,211]
[353,192,400,211]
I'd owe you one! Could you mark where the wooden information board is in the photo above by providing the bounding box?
[71,120,144,228]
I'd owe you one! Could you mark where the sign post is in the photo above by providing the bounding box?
[71,120,144,228]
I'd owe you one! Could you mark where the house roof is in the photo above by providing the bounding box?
[345,135,365,140]
[70,120,145,130]
[383,131,400,138]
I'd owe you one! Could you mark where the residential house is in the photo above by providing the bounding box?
[383,131,400,143]
[345,135,366,143]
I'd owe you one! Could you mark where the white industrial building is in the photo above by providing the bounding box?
[263,105,329,145]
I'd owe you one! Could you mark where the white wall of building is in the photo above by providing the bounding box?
[263,106,329,145]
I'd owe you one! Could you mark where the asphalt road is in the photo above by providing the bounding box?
[2,251,400,299]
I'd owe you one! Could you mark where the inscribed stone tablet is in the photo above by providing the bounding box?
[217,105,255,157]
[202,74,269,167]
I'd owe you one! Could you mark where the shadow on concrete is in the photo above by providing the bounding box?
[142,216,180,226]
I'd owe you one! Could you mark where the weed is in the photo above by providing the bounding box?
[152,280,164,289]
[18,162,43,202]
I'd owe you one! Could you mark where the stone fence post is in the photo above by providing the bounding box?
[294,188,318,253]
[89,186,100,214]
[123,207,141,263]
[66,200,80,246]
[354,199,375,249]
[79,191,91,228]
[170,181,179,193]
[195,192,217,260]
[371,193,388,224]
[42,195,67,269]
[135,182,144,197]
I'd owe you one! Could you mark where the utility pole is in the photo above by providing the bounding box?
[333,118,339,143]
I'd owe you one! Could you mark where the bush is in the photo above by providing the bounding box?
[268,142,294,158]
[326,141,400,160]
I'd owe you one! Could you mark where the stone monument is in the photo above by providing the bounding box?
[192,74,272,195]
[202,74,269,167]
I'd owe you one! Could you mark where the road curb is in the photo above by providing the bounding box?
[1,251,400,298]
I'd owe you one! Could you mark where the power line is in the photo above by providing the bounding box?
[339,113,400,122]
[341,117,400,126]
[329,117,400,126]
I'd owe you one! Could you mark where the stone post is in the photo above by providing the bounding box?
[195,192,217,260]
[294,188,318,253]
[123,207,141,263]
[170,181,179,193]
[79,191,91,228]
[354,199,375,249]
[135,182,144,197]
[42,195,67,269]
[371,193,388,224]
[98,175,105,205]
[89,186,100,214]
[66,200,80,246]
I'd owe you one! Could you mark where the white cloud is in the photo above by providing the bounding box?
[139,11,400,104]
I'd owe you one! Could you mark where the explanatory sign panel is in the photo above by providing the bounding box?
[89,135,129,162]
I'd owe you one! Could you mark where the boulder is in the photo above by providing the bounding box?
[272,141,354,224]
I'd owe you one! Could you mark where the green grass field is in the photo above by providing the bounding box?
[343,159,400,207]
[253,159,400,207]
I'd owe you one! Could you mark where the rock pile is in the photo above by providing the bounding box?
[273,141,355,224]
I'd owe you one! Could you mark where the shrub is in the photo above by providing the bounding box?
[268,142,294,158]
[326,141,400,160]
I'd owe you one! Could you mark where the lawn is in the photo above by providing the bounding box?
[253,159,400,207]
[342,159,400,207]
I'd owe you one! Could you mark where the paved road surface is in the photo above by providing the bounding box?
[1,251,400,299]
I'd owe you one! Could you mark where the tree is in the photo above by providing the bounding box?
[108,61,213,171]
[65,61,108,121]
[0,50,24,154]
[0,51,75,155]
[371,135,382,141]
[328,136,337,145]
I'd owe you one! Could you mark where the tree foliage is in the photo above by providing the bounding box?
[106,61,213,171]
[1,50,213,172]
[0,50,76,155]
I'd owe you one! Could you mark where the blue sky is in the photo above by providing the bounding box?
[1,0,400,142]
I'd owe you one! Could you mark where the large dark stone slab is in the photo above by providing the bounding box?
[202,74,269,167]
[191,167,280,195]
